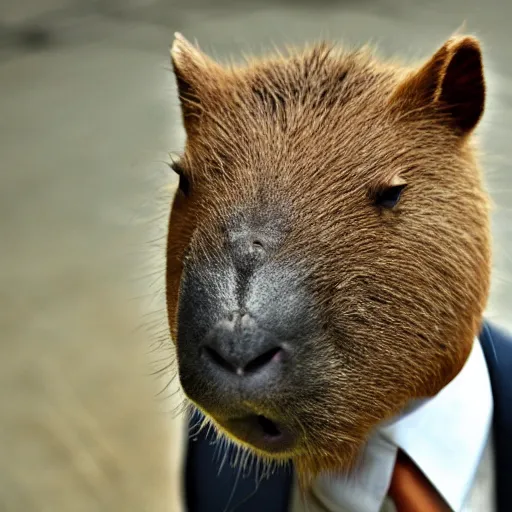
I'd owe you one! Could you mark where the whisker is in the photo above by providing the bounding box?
[222,459,242,512]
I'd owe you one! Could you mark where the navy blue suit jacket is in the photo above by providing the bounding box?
[479,322,512,512]
[186,321,512,511]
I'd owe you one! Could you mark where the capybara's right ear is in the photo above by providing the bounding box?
[390,35,485,135]
[170,33,221,136]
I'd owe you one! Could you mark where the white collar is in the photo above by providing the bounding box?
[312,338,493,512]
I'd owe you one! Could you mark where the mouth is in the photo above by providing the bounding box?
[221,413,297,454]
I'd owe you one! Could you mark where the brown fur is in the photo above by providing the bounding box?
[166,34,491,482]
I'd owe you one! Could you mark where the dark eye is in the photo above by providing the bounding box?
[171,161,190,196]
[374,184,407,208]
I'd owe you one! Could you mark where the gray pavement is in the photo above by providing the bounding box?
[0,1,510,510]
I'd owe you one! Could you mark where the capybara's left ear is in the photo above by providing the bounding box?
[170,33,222,136]
[390,36,485,134]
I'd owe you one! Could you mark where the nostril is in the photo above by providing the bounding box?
[244,347,282,373]
[249,239,266,259]
[203,344,284,376]
[203,346,235,373]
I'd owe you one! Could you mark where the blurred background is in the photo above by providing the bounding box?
[1,1,511,511]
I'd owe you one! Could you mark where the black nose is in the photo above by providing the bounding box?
[201,312,286,378]
[176,254,313,454]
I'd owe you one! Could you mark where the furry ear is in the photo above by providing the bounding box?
[170,33,220,135]
[390,36,485,134]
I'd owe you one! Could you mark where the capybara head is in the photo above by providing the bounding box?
[166,33,491,480]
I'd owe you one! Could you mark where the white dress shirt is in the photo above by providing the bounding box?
[297,338,494,512]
